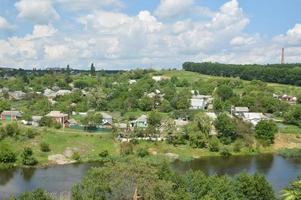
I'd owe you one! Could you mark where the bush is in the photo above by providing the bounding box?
[137,148,149,158]
[72,152,81,161]
[17,188,54,200]
[233,140,243,153]
[255,120,278,145]
[21,147,38,166]
[25,128,37,139]
[99,150,109,158]
[220,147,231,157]
[40,142,50,152]
[208,136,220,152]
[0,144,16,163]
[120,142,134,156]
[278,148,301,158]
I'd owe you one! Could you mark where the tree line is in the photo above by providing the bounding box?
[183,62,301,86]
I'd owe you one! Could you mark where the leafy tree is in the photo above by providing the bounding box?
[193,112,211,135]
[214,113,237,143]
[282,177,301,200]
[284,105,301,127]
[81,111,103,129]
[139,96,153,111]
[0,143,16,163]
[16,188,54,200]
[216,85,234,101]
[72,161,175,200]
[90,63,96,76]
[255,120,278,145]
[21,147,38,166]
[0,99,11,112]
[148,111,162,128]
[234,172,276,200]
[208,136,220,152]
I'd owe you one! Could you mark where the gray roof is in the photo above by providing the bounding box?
[1,110,22,117]
[46,111,68,118]
[136,114,148,122]
[234,107,249,113]
[101,112,112,119]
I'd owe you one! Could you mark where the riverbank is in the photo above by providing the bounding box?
[1,125,301,169]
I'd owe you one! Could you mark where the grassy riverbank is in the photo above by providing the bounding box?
[1,125,301,169]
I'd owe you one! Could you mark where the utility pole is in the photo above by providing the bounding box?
[281,48,285,64]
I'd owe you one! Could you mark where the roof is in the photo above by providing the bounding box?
[101,112,112,119]
[46,111,68,118]
[118,123,127,129]
[136,114,148,122]
[192,95,211,99]
[32,116,42,122]
[56,90,71,96]
[67,118,77,124]
[174,119,189,127]
[242,112,266,120]
[191,98,205,107]
[234,107,249,113]
[1,110,22,117]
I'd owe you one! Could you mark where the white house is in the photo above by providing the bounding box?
[231,107,250,117]
[242,112,267,126]
[190,95,212,110]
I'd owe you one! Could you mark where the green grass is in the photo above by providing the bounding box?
[278,124,301,134]
[278,148,301,158]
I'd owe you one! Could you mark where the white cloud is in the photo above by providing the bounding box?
[273,24,301,46]
[155,0,195,18]
[15,0,60,24]
[44,44,69,60]
[55,0,124,11]
[0,16,14,30]
[230,36,256,46]
[31,24,58,38]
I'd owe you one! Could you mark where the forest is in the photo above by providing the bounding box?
[183,62,301,86]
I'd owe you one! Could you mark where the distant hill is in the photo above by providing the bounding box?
[183,62,301,86]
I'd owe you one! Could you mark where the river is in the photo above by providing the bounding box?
[1,154,301,198]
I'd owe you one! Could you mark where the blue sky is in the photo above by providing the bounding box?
[0,0,300,69]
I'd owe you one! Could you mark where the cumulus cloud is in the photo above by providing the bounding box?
[155,0,195,18]
[15,0,60,24]
[1,0,301,69]
[273,24,301,46]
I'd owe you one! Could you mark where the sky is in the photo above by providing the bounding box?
[0,0,300,70]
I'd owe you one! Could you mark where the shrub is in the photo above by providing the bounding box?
[72,152,81,161]
[25,128,37,139]
[208,136,220,152]
[0,144,16,163]
[255,120,278,145]
[21,147,38,166]
[220,147,231,157]
[137,148,149,158]
[278,148,301,158]
[99,150,109,158]
[40,142,50,152]
[233,140,243,153]
[120,142,134,156]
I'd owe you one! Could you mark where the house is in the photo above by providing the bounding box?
[152,76,170,82]
[101,112,113,127]
[43,89,56,99]
[1,110,22,121]
[64,118,77,128]
[8,91,26,100]
[56,90,71,96]
[32,116,42,126]
[46,111,69,126]
[190,95,212,110]
[231,107,249,117]
[128,79,137,84]
[273,93,298,104]
[242,112,267,126]
[131,115,148,128]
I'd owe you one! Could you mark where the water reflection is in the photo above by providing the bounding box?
[0,155,301,198]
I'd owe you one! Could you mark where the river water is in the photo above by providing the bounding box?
[1,154,301,198]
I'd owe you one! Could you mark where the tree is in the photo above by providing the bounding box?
[255,120,278,145]
[282,177,301,200]
[0,143,16,163]
[208,136,220,152]
[284,105,301,127]
[72,161,176,200]
[16,188,54,200]
[81,111,103,130]
[234,172,276,200]
[0,100,11,113]
[90,63,96,76]
[21,147,38,166]
[194,112,211,135]
[216,85,234,101]
[139,96,153,111]
[214,113,237,143]
[148,111,162,128]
